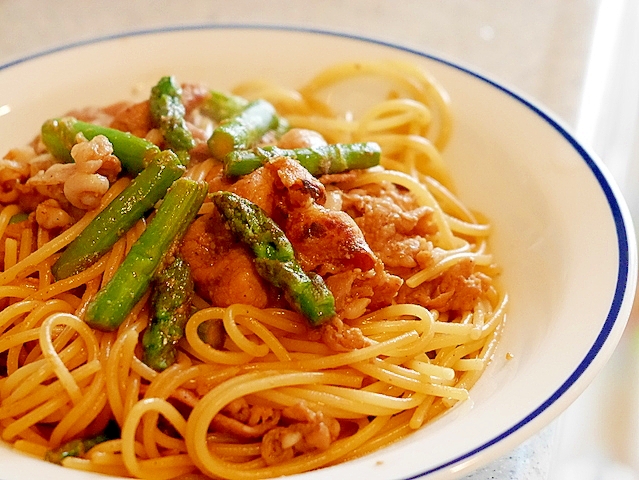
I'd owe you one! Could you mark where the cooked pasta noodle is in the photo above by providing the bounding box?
[0,59,507,479]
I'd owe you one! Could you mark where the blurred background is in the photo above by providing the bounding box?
[1,1,638,478]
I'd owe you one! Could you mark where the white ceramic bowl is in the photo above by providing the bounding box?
[0,26,636,480]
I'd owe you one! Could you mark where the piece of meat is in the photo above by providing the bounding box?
[109,100,152,139]
[180,213,273,308]
[284,204,376,276]
[397,258,492,312]
[211,398,280,439]
[320,316,371,352]
[339,182,438,269]
[260,403,340,465]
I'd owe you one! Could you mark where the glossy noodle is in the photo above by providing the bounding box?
[0,60,507,479]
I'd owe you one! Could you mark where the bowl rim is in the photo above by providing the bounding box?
[0,24,636,479]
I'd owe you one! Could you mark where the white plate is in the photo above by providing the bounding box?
[0,26,636,480]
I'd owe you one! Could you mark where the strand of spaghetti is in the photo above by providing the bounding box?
[372,133,450,186]
[340,169,456,249]
[130,355,159,382]
[4,237,18,269]
[392,60,453,149]
[123,372,141,428]
[445,214,491,237]
[143,364,203,458]
[341,409,415,461]
[409,393,437,429]
[121,398,193,480]
[152,429,187,452]
[186,370,392,478]
[357,319,426,335]
[353,361,469,401]
[10,298,74,335]
[235,306,307,335]
[0,299,43,333]
[269,385,389,418]
[209,441,262,460]
[1,389,70,441]
[0,177,129,286]
[1,336,86,403]
[88,438,146,456]
[352,304,435,358]
[454,308,506,393]
[101,234,127,286]
[427,296,505,355]
[37,258,54,293]
[185,308,254,365]
[0,360,100,420]
[357,98,432,134]
[423,332,473,351]
[383,319,435,358]
[233,312,291,362]
[361,381,405,395]
[421,173,475,221]
[250,390,358,419]
[49,371,106,446]
[0,418,47,446]
[432,321,475,336]
[478,294,508,338]
[12,439,49,458]
[299,60,451,148]
[18,225,33,261]
[224,305,276,358]
[39,313,99,405]
[353,303,434,325]
[246,331,419,372]
[404,359,456,381]
[454,358,485,371]
[407,251,493,288]
[0,358,45,400]
[436,338,485,370]
[61,457,131,477]
[27,255,109,301]
[0,285,37,301]
[470,300,487,339]
[281,384,426,415]
[36,224,49,249]
[277,337,332,355]
[5,299,69,374]
[73,276,100,319]
[105,326,139,425]
[0,328,39,355]
[0,204,21,238]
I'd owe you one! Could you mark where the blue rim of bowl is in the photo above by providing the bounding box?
[0,24,634,478]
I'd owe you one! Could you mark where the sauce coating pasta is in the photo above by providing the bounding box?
[0,60,507,479]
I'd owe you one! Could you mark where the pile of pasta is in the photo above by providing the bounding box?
[0,60,507,479]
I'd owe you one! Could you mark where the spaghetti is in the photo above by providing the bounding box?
[0,60,507,479]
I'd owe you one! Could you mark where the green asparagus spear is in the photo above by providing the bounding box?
[85,178,207,332]
[8,212,29,224]
[200,90,250,122]
[211,191,335,326]
[51,150,185,280]
[150,76,196,154]
[44,420,119,465]
[41,117,161,174]
[223,142,381,177]
[142,255,194,371]
[207,99,281,160]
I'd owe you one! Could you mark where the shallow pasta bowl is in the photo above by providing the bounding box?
[0,26,636,480]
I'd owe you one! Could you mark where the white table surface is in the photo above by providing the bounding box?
[2,1,638,478]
